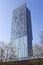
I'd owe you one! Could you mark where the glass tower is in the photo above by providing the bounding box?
[11,4,33,58]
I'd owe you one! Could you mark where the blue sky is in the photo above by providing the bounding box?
[0,0,43,44]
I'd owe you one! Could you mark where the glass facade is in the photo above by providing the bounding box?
[13,35,28,58]
[11,4,32,58]
[11,5,27,40]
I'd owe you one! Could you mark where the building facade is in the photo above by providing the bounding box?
[11,4,33,58]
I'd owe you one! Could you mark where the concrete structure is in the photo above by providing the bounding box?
[11,4,33,58]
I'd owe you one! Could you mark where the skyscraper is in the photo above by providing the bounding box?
[11,4,33,58]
